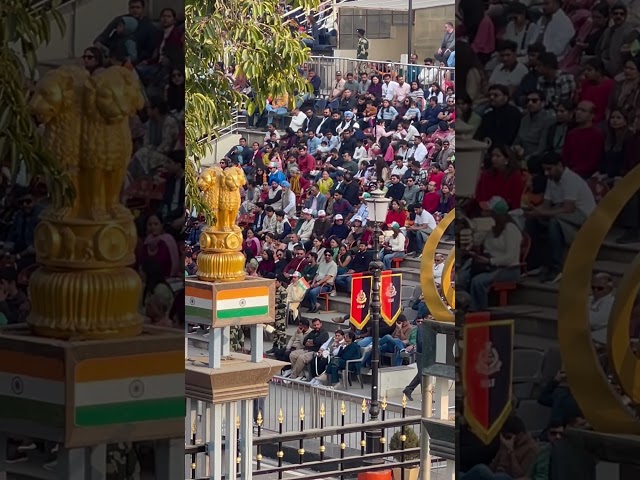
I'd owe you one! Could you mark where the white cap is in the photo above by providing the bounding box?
[334,214,344,220]
[292,271,301,277]
[269,162,277,168]
[352,216,362,222]
[302,208,312,214]
[318,210,327,217]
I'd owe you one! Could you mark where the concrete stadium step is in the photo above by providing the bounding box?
[488,305,559,339]
[597,239,640,263]
[510,259,631,308]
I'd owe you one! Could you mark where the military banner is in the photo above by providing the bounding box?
[380,273,402,326]
[349,273,372,330]
[463,319,514,445]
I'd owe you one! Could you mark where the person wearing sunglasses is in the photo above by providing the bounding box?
[588,272,614,349]
[81,47,105,75]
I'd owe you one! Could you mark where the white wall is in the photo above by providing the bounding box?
[36,0,185,62]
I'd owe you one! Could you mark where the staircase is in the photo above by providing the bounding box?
[489,229,640,351]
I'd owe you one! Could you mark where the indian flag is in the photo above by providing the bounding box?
[216,286,270,319]
[74,351,184,427]
[0,351,65,427]
[185,285,213,320]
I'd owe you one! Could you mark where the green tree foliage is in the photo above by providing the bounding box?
[185,0,320,220]
[0,0,73,206]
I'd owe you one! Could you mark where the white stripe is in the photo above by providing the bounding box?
[217,295,269,311]
[74,373,183,406]
[0,372,64,404]
[187,296,212,310]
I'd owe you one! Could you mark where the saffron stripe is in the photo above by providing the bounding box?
[0,351,64,381]
[185,286,212,300]
[185,305,212,319]
[216,286,269,301]
[0,396,65,427]
[216,305,269,319]
[75,351,184,382]
[75,397,185,426]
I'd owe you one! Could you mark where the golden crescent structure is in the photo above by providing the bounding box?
[420,210,455,323]
[558,164,640,433]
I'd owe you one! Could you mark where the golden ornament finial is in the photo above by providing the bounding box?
[278,408,284,424]
[196,165,248,282]
[257,411,263,427]
[361,398,367,413]
[319,403,326,418]
[381,396,388,410]
[299,407,305,421]
[27,66,144,339]
[236,416,241,429]
[402,394,408,408]
[341,401,346,415]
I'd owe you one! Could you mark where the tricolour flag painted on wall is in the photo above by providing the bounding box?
[74,351,184,427]
[185,286,213,321]
[0,351,65,427]
[216,286,270,319]
[349,273,372,330]
[380,273,402,326]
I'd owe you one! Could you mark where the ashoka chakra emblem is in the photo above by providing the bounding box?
[129,379,145,398]
[190,297,195,305]
[11,377,24,395]
[239,299,247,307]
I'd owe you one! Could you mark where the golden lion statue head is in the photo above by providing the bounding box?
[86,67,144,123]
[29,66,88,123]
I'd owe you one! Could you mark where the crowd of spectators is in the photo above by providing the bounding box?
[457,0,640,477]
[2,0,185,472]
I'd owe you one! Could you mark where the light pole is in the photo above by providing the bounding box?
[363,189,390,457]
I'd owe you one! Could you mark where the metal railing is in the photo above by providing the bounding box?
[305,55,454,98]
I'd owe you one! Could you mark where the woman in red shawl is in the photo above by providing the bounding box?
[136,213,181,278]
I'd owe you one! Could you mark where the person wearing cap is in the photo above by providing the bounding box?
[336,110,359,134]
[328,72,346,108]
[304,185,328,218]
[297,209,316,243]
[280,181,297,218]
[345,215,365,244]
[459,197,523,311]
[311,210,330,240]
[267,162,285,185]
[407,203,437,256]
[379,222,406,270]
[265,180,284,211]
[324,214,350,241]
[356,28,369,60]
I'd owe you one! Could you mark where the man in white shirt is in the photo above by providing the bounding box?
[281,181,297,218]
[263,124,281,142]
[379,223,406,269]
[535,0,575,60]
[390,157,408,178]
[433,253,445,285]
[289,108,307,131]
[409,135,428,165]
[304,252,338,313]
[524,153,595,284]
[393,75,411,103]
[381,74,399,101]
[297,209,316,243]
[489,40,529,97]
[403,121,420,143]
[588,272,615,347]
[407,204,437,255]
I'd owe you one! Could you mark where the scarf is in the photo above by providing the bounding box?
[145,233,181,277]
[290,175,301,195]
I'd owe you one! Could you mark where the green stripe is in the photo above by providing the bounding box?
[75,397,185,426]
[0,396,64,427]
[216,305,269,319]
[185,305,212,319]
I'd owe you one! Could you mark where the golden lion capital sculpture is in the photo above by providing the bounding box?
[196,165,247,282]
[27,66,145,339]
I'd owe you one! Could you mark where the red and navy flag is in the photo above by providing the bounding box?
[380,273,402,326]
[350,273,372,330]
[463,319,514,445]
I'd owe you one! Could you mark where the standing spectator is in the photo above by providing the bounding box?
[435,22,455,64]
[356,29,369,60]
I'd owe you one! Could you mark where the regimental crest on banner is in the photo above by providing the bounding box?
[350,274,372,330]
[381,273,402,326]
[463,320,514,445]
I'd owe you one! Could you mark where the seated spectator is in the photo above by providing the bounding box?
[384,200,408,229]
[303,252,337,313]
[525,153,596,283]
[461,415,538,479]
[307,329,346,382]
[608,56,640,119]
[407,203,437,255]
[578,58,614,124]
[137,213,180,278]
[317,331,361,388]
[474,145,525,212]
[378,223,406,269]
[537,368,580,425]
[274,211,292,241]
[526,418,566,480]
[561,100,604,178]
[277,318,310,362]
[377,314,413,366]
[257,250,276,277]
[324,214,349,241]
[335,242,373,292]
[0,268,29,325]
[514,90,555,161]
[489,41,529,97]
[422,180,440,213]
[535,0,574,60]
[458,197,523,311]
[141,259,174,318]
[588,272,615,348]
[385,174,406,201]
[243,229,261,257]
[474,84,521,148]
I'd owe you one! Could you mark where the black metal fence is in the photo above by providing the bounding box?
[185,394,424,479]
